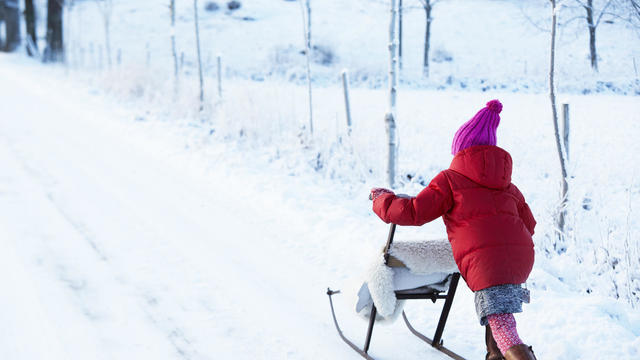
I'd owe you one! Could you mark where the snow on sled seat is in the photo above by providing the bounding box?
[356,239,459,321]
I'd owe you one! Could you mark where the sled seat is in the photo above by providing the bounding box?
[328,272,463,360]
[394,283,450,298]
[327,224,465,360]
[367,273,461,356]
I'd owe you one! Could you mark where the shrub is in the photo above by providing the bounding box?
[227,1,241,11]
[205,1,220,12]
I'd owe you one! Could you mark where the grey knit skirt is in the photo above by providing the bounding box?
[474,284,530,326]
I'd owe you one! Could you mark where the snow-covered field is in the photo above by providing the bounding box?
[61,0,640,94]
[2,0,639,359]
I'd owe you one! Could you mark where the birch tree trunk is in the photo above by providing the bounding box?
[562,103,570,162]
[306,0,311,50]
[170,0,178,80]
[96,0,113,68]
[549,0,569,251]
[193,0,204,111]
[104,15,112,68]
[398,0,403,70]
[386,0,398,189]
[299,0,313,136]
[423,0,432,78]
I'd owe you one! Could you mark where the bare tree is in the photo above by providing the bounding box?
[617,0,640,29]
[63,0,74,68]
[417,0,439,78]
[170,0,178,80]
[306,0,311,50]
[398,0,403,70]
[299,0,313,136]
[549,0,569,251]
[631,0,640,19]
[194,0,204,111]
[44,0,64,62]
[569,0,614,71]
[96,0,113,68]
[25,0,38,56]
[387,0,398,188]
[1,0,21,52]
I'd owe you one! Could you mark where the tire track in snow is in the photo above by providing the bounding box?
[0,71,202,360]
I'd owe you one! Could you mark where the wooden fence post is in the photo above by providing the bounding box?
[98,45,103,69]
[562,102,570,162]
[146,42,151,67]
[341,69,352,136]
[217,54,223,99]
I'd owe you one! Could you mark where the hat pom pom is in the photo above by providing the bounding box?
[486,99,503,114]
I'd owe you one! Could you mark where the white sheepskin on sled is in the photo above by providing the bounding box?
[389,239,458,275]
[358,254,399,320]
[355,239,459,322]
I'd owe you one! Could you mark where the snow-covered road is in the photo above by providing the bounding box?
[0,61,356,359]
[0,56,469,360]
[2,57,639,360]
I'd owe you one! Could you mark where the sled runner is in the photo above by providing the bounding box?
[327,224,466,360]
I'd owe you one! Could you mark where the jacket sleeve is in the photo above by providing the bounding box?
[512,185,536,235]
[372,171,453,226]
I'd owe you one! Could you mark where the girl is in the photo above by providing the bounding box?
[370,100,537,360]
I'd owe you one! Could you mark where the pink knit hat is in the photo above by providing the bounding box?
[451,99,503,155]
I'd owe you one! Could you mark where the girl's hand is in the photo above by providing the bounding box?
[370,188,394,201]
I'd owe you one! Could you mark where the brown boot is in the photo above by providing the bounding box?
[485,325,505,360]
[504,344,537,360]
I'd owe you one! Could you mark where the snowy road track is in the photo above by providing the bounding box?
[0,63,355,360]
[1,57,466,360]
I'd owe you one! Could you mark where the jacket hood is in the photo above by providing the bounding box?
[449,145,512,189]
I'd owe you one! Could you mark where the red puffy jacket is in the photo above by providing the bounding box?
[373,145,535,291]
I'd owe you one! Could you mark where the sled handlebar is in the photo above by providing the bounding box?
[369,190,399,264]
[382,223,397,265]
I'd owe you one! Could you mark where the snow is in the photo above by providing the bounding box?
[2,0,639,359]
[2,52,639,359]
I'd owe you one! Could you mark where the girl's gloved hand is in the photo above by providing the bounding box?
[370,187,394,201]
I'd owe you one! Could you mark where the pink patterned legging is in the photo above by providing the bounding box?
[487,313,523,354]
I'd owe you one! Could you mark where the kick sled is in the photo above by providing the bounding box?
[327,224,466,360]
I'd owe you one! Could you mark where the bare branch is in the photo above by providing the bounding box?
[595,0,614,27]
[632,0,640,18]
[416,0,439,10]
[560,15,588,26]
[518,4,551,32]
[572,0,589,9]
